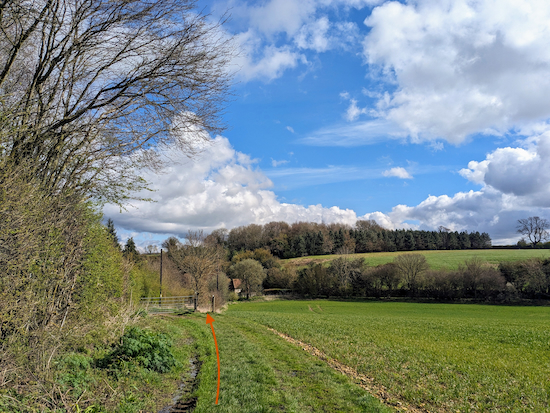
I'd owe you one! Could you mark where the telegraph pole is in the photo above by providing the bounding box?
[160,249,163,298]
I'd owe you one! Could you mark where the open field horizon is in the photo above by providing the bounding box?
[284,249,550,271]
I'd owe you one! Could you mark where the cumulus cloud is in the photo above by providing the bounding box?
[345,99,369,121]
[363,0,550,143]
[459,132,550,206]
[382,167,412,179]
[104,137,359,237]
[106,133,550,244]
[362,134,550,243]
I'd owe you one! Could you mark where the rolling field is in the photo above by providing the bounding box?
[284,249,550,270]
[221,300,550,412]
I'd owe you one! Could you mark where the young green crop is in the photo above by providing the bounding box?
[227,300,550,412]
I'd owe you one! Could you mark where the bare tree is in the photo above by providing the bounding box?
[517,217,550,247]
[394,254,429,295]
[0,0,233,203]
[168,230,219,295]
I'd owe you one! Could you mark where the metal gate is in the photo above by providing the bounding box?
[140,295,194,313]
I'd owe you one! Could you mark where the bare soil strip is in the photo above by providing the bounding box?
[267,327,429,413]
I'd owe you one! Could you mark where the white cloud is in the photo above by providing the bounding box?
[105,132,550,245]
[382,167,412,179]
[459,132,550,206]
[248,0,317,37]
[295,17,331,52]
[104,136,359,237]
[267,165,383,189]
[225,0,373,81]
[299,119,406,146]
[345,99,369,121]
[286,126,295,133]
[234,31,305,81]
[294,17,361,53]
[363,0,550,143]
[271,158,289,167]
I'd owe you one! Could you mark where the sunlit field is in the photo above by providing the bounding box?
[284,249,549,270]
[225,300,550,412]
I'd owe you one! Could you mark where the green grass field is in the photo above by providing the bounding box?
[284,249,550,270]
[221,300,550,412]
[182,313,391,413]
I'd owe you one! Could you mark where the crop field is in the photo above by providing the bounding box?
[216,300,550,412]
[284,249,550,270]
[178,313,391,413]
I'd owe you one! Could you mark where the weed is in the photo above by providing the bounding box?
[97,327,179,373]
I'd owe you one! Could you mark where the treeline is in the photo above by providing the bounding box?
[209,220,492,259]
[292,255,550,301]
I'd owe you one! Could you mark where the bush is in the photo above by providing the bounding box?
[55,353,94,396]
[97,327,178,373]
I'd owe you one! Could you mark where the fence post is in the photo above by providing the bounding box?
[211,295,215,312]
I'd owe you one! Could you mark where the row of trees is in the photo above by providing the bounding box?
[205,221,492,259]
[293,255,550,301]
[154,229,550,303]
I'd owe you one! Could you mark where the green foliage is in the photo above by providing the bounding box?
[98,327,178,373]
[130,262,161,302]
[56,353,95,396]
[230,258,266,299]
[77,214,125,329]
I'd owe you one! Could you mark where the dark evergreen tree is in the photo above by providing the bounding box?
[293,236,307,257]
[315,231,325,255]
[480,232,492,248]
[334,228,345,252]
[448,232,460,249]
[123,237,140,261]
[459,231,471,249]
[404,231,416,251]
[395,230,405,251]
[106,218,120,250]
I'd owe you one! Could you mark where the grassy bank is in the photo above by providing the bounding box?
[226,299,550,412]
[284,249,549,270]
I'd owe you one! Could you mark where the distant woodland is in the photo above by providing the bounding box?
[207,220,492,259]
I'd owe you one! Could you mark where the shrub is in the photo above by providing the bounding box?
[98,327,177,373]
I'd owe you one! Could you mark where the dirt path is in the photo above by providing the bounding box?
[266,327,430,413]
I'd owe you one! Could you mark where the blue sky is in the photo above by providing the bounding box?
[105,0,550,248]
